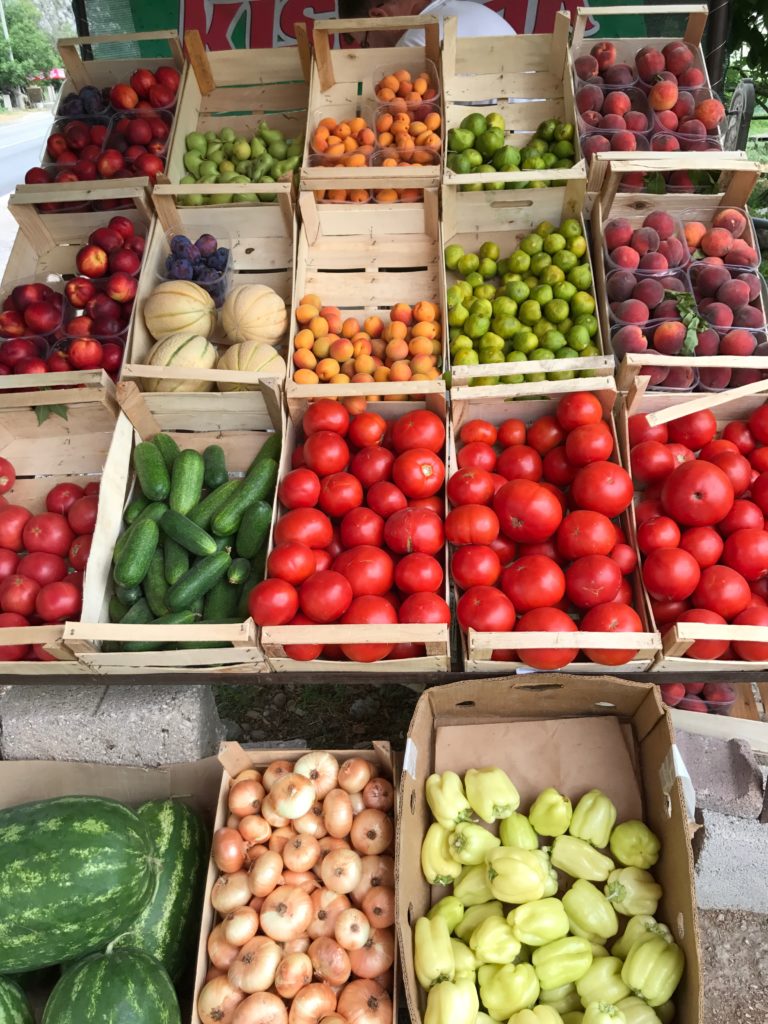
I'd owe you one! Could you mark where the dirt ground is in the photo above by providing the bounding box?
[699,909,768,1023]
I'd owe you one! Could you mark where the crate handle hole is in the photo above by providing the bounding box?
[594,701,616,708]
[455,699,476,708]
[407,902,416,926]
[517,684,562,693]
[410,789,416,813]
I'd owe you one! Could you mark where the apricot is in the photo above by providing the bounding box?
[315,358,340,382]
[294,328,315,350]
[378,132,394,147]
[431,339,442,357]
[376,188,398,203]
[371,339,386,359]
[364,316,384,337]
[425,111,441,131]
[349,116,366,135]
[326,143,345,158]
[684,221,708,249]
[294,348,317,370]
[349,189,370,203]
[700,227,734,258]
[378,87,396,102]
[313,134,329,153]
[389,360,413,381]
[393,69,412,82]
[296,303,319,324]
[312,336,333,359]
[380,74,400,93]
[611,299,650,324]
[411,321,440,340]
[604,217,633,251]
[351,371,374,383]
[330,338,354,362]
[376,112,393,133]
[345,153,367,167]
[390,302,413,326]
[409,337,434,357]
[320,307,343,334]
[324,189,346,203]
[353,337,373,357]
[410,120,427,137]
[343,136,358,152]
[649,80,678,112]
[373,366,391,382]
[413,300,438,323]
[409,354,434,375]
[713,208,748,236]
[341,318,360,339]
[308,315,329,338]
[410,373,430,382]
[341,359,356,377]
[342,396,368,415]
[653,321,686,354]
[386,338,409,362]
[294,368,320,385]
[360,128,376,145]
[383,321,408,342]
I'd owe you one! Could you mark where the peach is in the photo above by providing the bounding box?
[582,135,611,159]
[734,306,765,329]
[732,368,763,387]
[390,302,413,325]
[605,217,633,250]
[678,117,706,138]
[633,278,665,309]
[679,68,706,88]
[713,208,748,236]
[662,41,694,76]
[703,302,735,328]
[636,46,665,81]
[716,279,752,310]
[341,317,360,339]
[654,300,681,319]
[591,41,617,70]
[604,64,635,86]
[639,252,669,272]
[695,328,720,355]
[701,227,734,258]
[736,273,761,302]
[649,80,679,112]
[600,114,627,131]
[726,242,759,267]
[684,221,708,249]
[610,131,638,151]
[668,171,696,192]
[607,270,638,301]
[330,338,354,361]
[653,321,686,354]
[622,172,645,189]
[695,264,731,296]
[642,212,676,241]
[695,98,725,130]
[699,366,731,390]
[655,110,679,131]
[576,84,604,114]
[613,324,648,355]
[641,365,669,386]
[581,110,602,129]
[624,111,649,132]
[575,55,599,80]
[665,366,697,389]
[612,245,641,270]
[721,329,757,355]
[611,299,650,324]
[672,91,695,120]
[413,300,438,322]
[651,135,680,152]
[631,227,660,255]
[659,237,685,267]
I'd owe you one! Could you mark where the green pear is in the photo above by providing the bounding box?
[233,139,251,161]
[183,150,203,175]
[185,131,207,153]
[220,127,236,143]
[198,160,218,177]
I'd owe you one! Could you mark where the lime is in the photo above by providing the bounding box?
[530,252,552,276]
[450,334,473,353]
[553,250,579,273]
[505,280,530,303]
[541,330,566,352]
[460,113,488,137]
[531,284,553,305]
[544,298,570,323]
[519,299,542,325]
[454,349,480,365]
[465,148,483,167]
[510,331,539,354]
[469,298,492,318]
[543,233,566,255]
[560,219,582,240]
[479,241,500,262]
[568,236,588,258]
[567,265,592,290]
[520,233,544,255]
[574,313,599,337]
[571,291,596,317]
[551,140,575,160]
[492,315,521,338]
[465,314,490,339]
[457,253,479,276]
[446,284,464,308]
[535,221,556,237]
[465,272,484,289]
[539,265,565,287]
[533,319,555,339]
[474,284,497,301]
[554,281,577,302]
[508,250,531,273]
[493,296,518,318]
[566,324,591,351]
[478,257,497,279]
[448,304,469,327]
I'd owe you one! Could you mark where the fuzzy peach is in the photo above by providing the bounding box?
[703,302,735,328]
[654,300,681,320]
[605,218,634,250]
[633,278,665,309]
[611,131,638,151]
[576,84,604,114]
[655,110,679,131]
[713,208,748,236]
[624,111,649,132]
[600,113,627,131]
[734,306,765,329]
[659,237,686,267]
[582,135,611,159]
[694,328,720,355]
[591,40,616,70]
[721,329,757,355]
[635,45,665,81]
[653,321,686,354]
[684,221,708,249]
[696,264,731,296]
[631,227,660,256]
[638,252,669,272]
[603,91,631,117]
[727,240,759,267]
[679,67,706,88]
[699,367,732,389]
[665,366,696,389]
[575,54,600,79]
[612,245,641,270]
[649,80,679,112]
[581,110,602,129]
[604,63,634,86]
[695,98,725,130]
[701,227,734,258]
[611,299,650,324]
[651,135,680,152]
[642,211,675,241]
[607,270,638,302]
[612,324,648,355]
[662,40,694,76]
[716,279,752,310]
[672,92,695,120]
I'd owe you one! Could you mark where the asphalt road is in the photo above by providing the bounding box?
[0,111,52,196]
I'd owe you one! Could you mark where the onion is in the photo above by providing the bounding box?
[283,869,320,894]
[227,813,242,829]
[362,779,394,813]
[271,773,317,820]
[214,827,247,873]
[232,991,289,1024]
[249,850,284,898]
[338,981,391,1024]
[275,952,314,999]
[295,803,328,839]
[284,935,311,955]
[230,779,266,817]
[348,929,394,979]
[269,825,296,855]
[208,923,241,970]
[334,908,371,950]
[198,975,245,1024]
[288,983,337,1024]
[240,814,272,845]
[350,856,394,907]
[308,887,351,940]
[321,849,362,895]
[284,834,321,873]
[235,768,263,783]
[372,971,393,993]
[361,886,394,930]
[316,838,350,879]
[263,759,293,791]
[245,842,270,867]
[262,795,290,828]
[350,810,392,856]
[309,937,351,986]
[228,935,282,993]
[224,905,260,946]
[205,966,225,983]
[212,870,252,914]
[250,896,265,912]
[349,792,365,815]
[337,758,373,794]
[261,885,314,942]
[295,752,340,800]
[323,790,353,839]
[321,1016,348,1024]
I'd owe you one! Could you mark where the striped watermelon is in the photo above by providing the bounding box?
[41,949,180,1024]
[0,979,33,1024]
[0,796,155,973]
[112,799,208,980]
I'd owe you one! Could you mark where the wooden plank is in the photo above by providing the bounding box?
[200,83,307,114]
[670,706,768,753]
[730,685,760,721]
[184,29,215,96]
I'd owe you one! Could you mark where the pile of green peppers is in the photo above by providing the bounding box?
[416,769,684,1024]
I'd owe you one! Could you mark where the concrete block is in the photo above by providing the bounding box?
[0,684,223,767]
[676,730,764,819]
[694,808,768,912]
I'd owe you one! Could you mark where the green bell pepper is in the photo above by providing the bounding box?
[533,848,559,897]
[616,997,662,1024]
[655,1002,674,1024]
[470,915,521,965]
[562,1014,585,1024]
[569,790,617,849]
[605,868,662,917]
[582,1004,626,1024]
[486,847,548,904]
[425,979,479,1024]
[610,822,660,870]
[551,836,615,882]
[621,936,684,1007]
[415,915,455,989]
[452,938,479,982]
[539,983,583,1014]
[508,1008,564,1024]
[427,771,473,828]
[449,821,501,865]
[611,916,672,961]
[508,897,570,947]
[465,767,520,823]
[529,787,573,837]
[562,879,619,942]
[591,944,609,959]
[532,937,594,990]
[428,895,465,933]
[575,957,630,1007]
[454,864,494,906]
[500,812,539,850]
[422,823,463,885]
[455,902,504,943]
[479,962,540,1020]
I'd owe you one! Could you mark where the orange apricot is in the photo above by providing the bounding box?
[343,137,358,152]
[336,122,351,139]
[364,316,384,338]
[374,366,391,382]
[380,74,399,92]
[343,396,368,415]
[296,303,319,324]
[409,121,427,137]
[308,315,329,338]
[341,359,356,377]
[353,337,373,358]
[301,294,322,307]
[376,112,393,132]
[319,117,337,130]
[294,368,320,385]
[390,302,413,326]
[413,300,438,323]
[389,360,412,382]
[385,338,409,362]
[412,76,428,96]
[382,321,408,342]
[432,339,442,357]
[330,373,351,384]
[424,112,441,131]
[378,133,394,148]
[411,321,439,340]
[341,318,360,339]
[330,338,355,361]
[378,87,396,102]
[294,349,317,370]
[349,116,366,135]
[294,328,315,349]
[354,354,376,375]
[326,143,345,158]
[327,134,341,146]
[376,188,398,203]
[358,145,374,156]
[371,339,386,359]
[388,97,408,114]
[351,371,375,383]
[394,69,411,82]
[399,188,422,203]
[426,367,441,380]
[312,336,333,359]
[409,337,434,357]
[316,358,341,381]
[345,153,367,167]
[410,354,436,375]
[382,158,398,167]
[312,135,329,153]
[410,372,429,381]
[326,189,348,203]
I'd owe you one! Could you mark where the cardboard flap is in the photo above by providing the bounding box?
[217,741,254,779]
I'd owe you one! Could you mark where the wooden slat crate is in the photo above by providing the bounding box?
[64,380,283,675]
[442,181,613,398]
[262,391,451,673]
[585,146,752,197]
[449,379,660,673]
[441,13,585,191]
[124,202,294,395]
[0,388,117,674]
[617,379,768,673]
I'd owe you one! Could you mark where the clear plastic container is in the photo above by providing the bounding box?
[0,273,65,347]
[42,114,111,170]
[371,57,440,106]
[372,145,440,169]
[580,130,649,164]
[576,85,651,136]
[63,278,131,345]
[659,681,737,714]
[647,364,699,391]
[105,108,175,161]
[155,228,233,309]
[603,214,689,275]
[688,264,767,330]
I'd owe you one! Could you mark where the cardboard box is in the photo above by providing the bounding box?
[396,675,701,1024]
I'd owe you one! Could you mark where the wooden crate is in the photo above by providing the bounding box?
[301,17,442,191]
[591,159,765,396]
[0,388,117,674]
[157,30,308,210]
[617,379,768,673]
[451,380,660,673]
[442,182,613,398]
[124,202,294,395]
[64,380,283,675]
[585,147,753,196]
[262,391,451,673]
[442,13,585,191]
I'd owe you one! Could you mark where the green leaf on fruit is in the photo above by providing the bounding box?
[34,404,68,425]
[670,291,709,356]
[644,172,666,195]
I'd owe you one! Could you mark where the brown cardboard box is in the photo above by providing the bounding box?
[396,675,702,1024]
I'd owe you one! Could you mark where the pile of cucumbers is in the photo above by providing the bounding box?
[108,431,280,652]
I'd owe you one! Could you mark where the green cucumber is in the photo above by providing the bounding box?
[211,459,278,536]
[114,520,159,588]
[122,611,198,652]
[253,433,282,467]
[166,551,232,612]
[124,493,150,525]
[115,584,142,606]
[119,597,153,626]
[228,558,251,585]
[214,534,235,552]
[172,640,231,650]
[188,479,241,530]
[160,510,217,557]
[133,442,171,502]
[252,545,267,584]
[203,577,241,620]
[109,596,128,623]
[164,538,189,586]
[144,549,170,617]
[169,450,205,515]
[203,445,228,489]
[152,432,181,471]
[235,500,272,559]
[237,553,266,619]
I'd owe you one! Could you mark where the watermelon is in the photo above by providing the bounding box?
[0,979,33,1024]
[111,799,208,980]
[0,796,155,973]
[41,949,180,1024]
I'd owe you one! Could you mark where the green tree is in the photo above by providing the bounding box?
[0,0,59,93]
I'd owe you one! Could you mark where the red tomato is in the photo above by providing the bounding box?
[447,467,495,507]
[68,534,92,571]
[628,413,668,446]
[751,472,768,515]
[556,510,616,560]
[496,445,542,482]
[248,578,299,625]
[291,445,305,469]
[676,608,730,659]
[731,605,768,660]
[395,552,444,594]
[748,404,768,444]
[667,409,717,450]
[326,526,343,560]
[278,468,321,509]
[490,534,516,566]
[556,392,603,431]
[722,420,755,454]
[275,508,333,549]
[457,442,496,473]
[750,447,768,473]
[101,342,123,375]
[384,508,444,555]
[667,443,695,467]
[409,496,443,515]
[494,480,563,543]
[580,601,644,666]
[282,612,324,662]
[348,411,386,448]
[542,447,577,487]
[445,504,499,546]
[303,432,350,477]
[35,579,81,623]
[631,441,675,485]
[0,457,15,494]
[267,543,316,585]
[565,422,613,466]
[0,548,18,580]
[565,555,622,609]
[661,460,734,527]
[722,528,768,581]
[718,499,764,536]
[515,607,578,669]
[643,547,701,601]
[526,416,565,456]
[387,642,426,659]
[0,611,30,660]
[636,516,681,554]
[399,591,450,624]
[46,482,84,514]
[0,506,32,551]
[65,570,83,591]
[339,507,384,548]
[460,420,497,446]
[302,399,350,436]
[501,555,565,613]
[498,418,526,448]
[709,451,751,497]
[299,570,353,623]
[31,643,58,662]
[392,449,445,499]
[635,497,664,525]
[0,574,40,616]
[490,473,507,494]
[367,481,407,519]
[651,598,690,625]
[611,543,637,575]
[571,462,633,518]
[340,595,398,662]
[390,410,444,453]
[313,550,332,572]
[451,545,500,590]
[700,439,739,460]
[332,544,394,597]
[457,586,516,632]
[318,472,364,518]
[539,482,567,514]
[67,495,99,535]
[349,446,393,489]
[22,513,74,557]
[679,526,724,568]
[616,577,633,604]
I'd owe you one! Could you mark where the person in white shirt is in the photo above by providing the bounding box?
[336,0,516,48]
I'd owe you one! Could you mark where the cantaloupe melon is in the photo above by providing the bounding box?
[216,341,287,391]
[221,285,288,346]
[144,333,217,393]
[143,281,216,342]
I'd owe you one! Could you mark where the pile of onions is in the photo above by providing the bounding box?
[198,751,396,1024]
